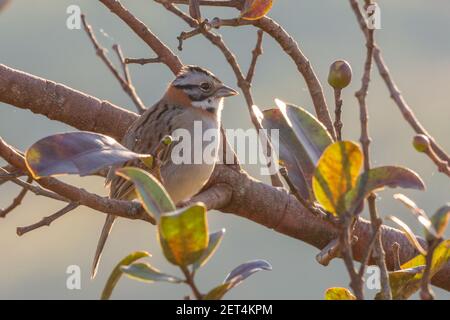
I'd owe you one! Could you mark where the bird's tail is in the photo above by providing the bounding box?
[91,214,116,279]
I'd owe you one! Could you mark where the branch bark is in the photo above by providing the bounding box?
[0,64,449,291]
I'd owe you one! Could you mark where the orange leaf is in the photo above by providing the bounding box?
[240,0,273,21]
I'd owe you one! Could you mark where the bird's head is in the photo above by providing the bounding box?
[167,65,238,115]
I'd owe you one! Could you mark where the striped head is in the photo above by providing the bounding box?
[169,65,238,115]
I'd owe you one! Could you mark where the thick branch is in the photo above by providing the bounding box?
[0,64,134,141]
[0,64,449,292]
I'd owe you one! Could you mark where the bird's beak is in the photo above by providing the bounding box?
[216,85,239,98]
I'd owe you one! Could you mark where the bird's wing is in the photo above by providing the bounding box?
[92,101,168,278]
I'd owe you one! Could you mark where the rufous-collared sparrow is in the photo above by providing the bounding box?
[91,65,238,277]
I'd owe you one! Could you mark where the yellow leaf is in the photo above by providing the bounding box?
[312,141,363,216]
[401,239,450,273]
[325,287,356,300]
[158,203,209,266]
[240,0,273,21]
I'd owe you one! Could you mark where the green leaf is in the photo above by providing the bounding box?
[344,166,425,215]
[312,141,363,216]
[254,101,333,200]
[383,266,426,300]
[205,260,272,300]
[428,204,450,240]
[116,167,175,220]
[387,215,427,256]
[193,229,226,271]
[25,131,152,179]
[204,282,235,300]
[401,239,450,272]
[120,263,183,284]
[324,287,356,300]
[393,194,435,238]
[101,251,150,300]
[387,240,450,300]
[158,203,209,266]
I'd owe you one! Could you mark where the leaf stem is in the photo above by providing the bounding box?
[181,266,203,300]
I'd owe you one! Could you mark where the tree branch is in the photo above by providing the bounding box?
[0,135,153,223]
[81,13,146,114]
[0,64,449,291]
[349,0,449,167]
[98,0,183,74]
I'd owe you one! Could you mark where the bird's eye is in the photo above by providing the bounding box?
[200,82,211,91]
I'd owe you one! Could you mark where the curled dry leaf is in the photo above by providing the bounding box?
[25,131,152,178]
[393,193,436,238]
[387,215,427,256]
[240,0,273,21]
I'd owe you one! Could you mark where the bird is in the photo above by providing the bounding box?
[91,65,238,278]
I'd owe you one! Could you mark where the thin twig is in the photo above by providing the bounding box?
[392,242,401,271]
[246,30,264,83]
[181,266,203,300]
[0,167,68,202]
[349,0,450,167]
[333,88,343,141]
[160,2,284,188]
[339,215,364,300]
[125,57,162,65]
[358,224,380,277]
[16,202,79,236]
[0,176,32,218]
[420,239,440,300]
[112,44,131,84]
[352,0,391,300]
[99,0,183,74]
[81,13,146,114]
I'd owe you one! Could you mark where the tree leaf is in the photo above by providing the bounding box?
[193,228,226,271]
[25,131,152,178]
[401,239,450,271]
[101,251,150,300]
[240,0,273,20]
[254,101,333,200]
[428,204,450,240]
[324,287,356,300]
[387,215,427,255]
[382,266,426,300]
[116,167,175,221]
[312,141,363,216]
[393,193,435,238]
[203,282,235,300]
[224,260,272,286]
[387,240,450,299]
[158,203,209,266]
[205,260,272,300]
[120,263,183,284]
[344,166,425,215]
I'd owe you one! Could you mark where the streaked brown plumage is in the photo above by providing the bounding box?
[91,66,238,277]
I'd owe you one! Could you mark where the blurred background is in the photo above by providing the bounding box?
[0,0,449,299]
